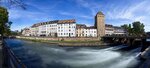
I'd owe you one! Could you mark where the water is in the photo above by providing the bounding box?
[5,39,141,68]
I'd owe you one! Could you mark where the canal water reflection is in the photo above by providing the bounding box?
[5,39,141,68]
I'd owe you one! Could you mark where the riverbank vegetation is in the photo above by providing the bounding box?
[19,38,104,46]
[0,7,12,42]
[121,21,145,36]
[20,38,102,43]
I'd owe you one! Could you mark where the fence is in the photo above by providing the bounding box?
[2,41,27,68]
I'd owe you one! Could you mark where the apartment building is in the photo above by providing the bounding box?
[105,24,114,35]
[105,24,126,35]
[22,28,31,36]
[76,24,86,37]
[113,26,126,35]
[57,20,76,37]
[76,24,97,37]
[83,27,97,37]
[22,19,77,37]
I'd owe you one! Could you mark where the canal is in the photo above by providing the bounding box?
[5,39,142,68]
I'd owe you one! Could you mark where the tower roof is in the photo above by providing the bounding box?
[97,11,104,15]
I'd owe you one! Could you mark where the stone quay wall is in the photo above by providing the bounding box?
[16,36,100,41]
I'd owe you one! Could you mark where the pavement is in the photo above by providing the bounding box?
[0,40,2,68]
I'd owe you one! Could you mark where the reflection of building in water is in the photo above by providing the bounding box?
[22,11,126,37]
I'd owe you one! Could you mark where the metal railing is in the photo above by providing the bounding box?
[2,41,27,68]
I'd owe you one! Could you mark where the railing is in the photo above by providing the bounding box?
[2,41,27,68]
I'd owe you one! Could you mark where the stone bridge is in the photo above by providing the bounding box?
[102,35,150,52]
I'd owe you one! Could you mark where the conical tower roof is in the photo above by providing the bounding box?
[97,11,104,15]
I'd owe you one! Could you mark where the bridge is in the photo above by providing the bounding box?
[102,35,150,52]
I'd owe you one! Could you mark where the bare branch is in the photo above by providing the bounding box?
[0,0,26,9]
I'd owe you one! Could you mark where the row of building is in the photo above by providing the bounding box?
[22,11,126,38]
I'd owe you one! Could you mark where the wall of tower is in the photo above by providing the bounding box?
[95,13,105,38]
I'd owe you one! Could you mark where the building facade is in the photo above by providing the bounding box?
[113,26,126,35]
[83,27,97,37]
[57,20,76,37]
[22,19,77,37]
[22,28,31,36]
[76,24,97,37]
[22,11,126,38]
[105,24,114,35]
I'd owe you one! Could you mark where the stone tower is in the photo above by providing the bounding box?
[95,11,105,38]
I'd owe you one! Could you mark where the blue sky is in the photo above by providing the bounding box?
[5,0,150,32]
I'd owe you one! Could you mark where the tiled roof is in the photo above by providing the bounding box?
[31,19,76,27]
[57,19,76,24]
[105,24,113,27]
[113,26,124,29]
[76,24,86,28]
[31,20,59,27]
[85,26,96,29]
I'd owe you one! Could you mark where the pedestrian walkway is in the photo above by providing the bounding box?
[0,40,2,68]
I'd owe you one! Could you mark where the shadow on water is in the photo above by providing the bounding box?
[4,39,143,68]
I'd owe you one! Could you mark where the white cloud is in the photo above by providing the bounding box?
[75,0,101,16]
[60,12,92,19]
[9,9,52,21]
[106,0,150,32]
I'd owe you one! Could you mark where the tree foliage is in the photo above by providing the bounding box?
[121,21,145,36]
[0,6,12,37]
[132,21,145,35]
[0,0,26,37]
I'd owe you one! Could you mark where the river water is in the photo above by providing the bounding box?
[5,39,142,68]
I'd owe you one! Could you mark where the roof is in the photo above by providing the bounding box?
[97,11,104,15]
[76,24,86,28]
[113,26,124,29]
[31,19,76,27]
[105,24,113,27]
[57,19,76,24]
[85,26,96,29]
[32,20,58,27]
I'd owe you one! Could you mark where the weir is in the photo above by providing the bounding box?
[103,35,150,50]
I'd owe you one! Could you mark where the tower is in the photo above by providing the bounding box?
[95,11,105,38]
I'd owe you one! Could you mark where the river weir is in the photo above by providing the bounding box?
[4,39,142,68]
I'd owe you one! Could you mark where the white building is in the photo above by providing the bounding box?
[83,27,97,37]
[113,26,126,35]
[76,24,97,37]
[57,20,76,37]
[22,28,31,36]
[105,24,114,35]
[23,19,76,37]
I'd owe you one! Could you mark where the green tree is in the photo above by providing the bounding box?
[132,21,145,36]
[0,7,13,42]
[121,24,133,35]
[121,21,145,36]
[0,7,9,38]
